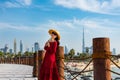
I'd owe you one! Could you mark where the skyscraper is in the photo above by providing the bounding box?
[4,44,8,54]
[82,26,85,53]
[20,40,23,53]
[27,48,29,52]
[32,47,34,53]
[112,48,116,55]
[34,42,40,52]
[65,45,68,54]
[89,46,93,54]
[14,39,17,54]
[9,49,12,54]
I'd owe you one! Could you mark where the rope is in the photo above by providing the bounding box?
[71,59,93,80]
[106,69,120,76]
[57,58,77,80]
[56,56,64,61]
[65,56,92,61]
[67,69,93,75]
[111,55,120,58]
[108,57,120,69]
[57,56,92,79]
[60,59,93,80]
[61,60,78,80]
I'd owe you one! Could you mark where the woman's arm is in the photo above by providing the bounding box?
[44,41,50,50]
[48,42,57,53]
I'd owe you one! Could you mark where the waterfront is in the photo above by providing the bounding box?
[65,67,120,80]
[64,62,120,80]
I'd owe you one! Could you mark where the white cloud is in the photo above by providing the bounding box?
[54,0,120,15]
[0,18,120,34]
[1,0,32,8]
[0,0,51,11]
[0,22,45,31]
[48,20,74,28]
[5,1,21,8]
[24,0,32,6]
[47,18,120,35]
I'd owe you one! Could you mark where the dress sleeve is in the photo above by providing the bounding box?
[48,42,57,54]
[44,46,48,50]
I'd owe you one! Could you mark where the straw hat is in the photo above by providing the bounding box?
[48,29,60,40]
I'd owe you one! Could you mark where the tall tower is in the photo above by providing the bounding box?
[65,45,68,54]
[32,47,34,53]
[82,26,85,53]
[9,49,12,54]
[4,44,8,54]
[34,42,40,52]
[14,39,17,54]
[20,40,23,53]
[112,48,116,55]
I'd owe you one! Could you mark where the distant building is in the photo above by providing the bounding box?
[20,40,23,53]
[9,49,12,54]
[14,39,17,54]
[32,47,34,53]
[85,47,89,53]
[84,46,93,54]
[89,46,93,54]
[34,42,40,52]
[82,26,85,53]
[65,45,68,54]
[112,48,116,55]
[27,48,29,52]
[0,48,4,52]
[4,44,8,54]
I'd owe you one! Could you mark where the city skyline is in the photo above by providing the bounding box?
[0,39,41,53]
[0,38,117,55]
[0,0,120,54]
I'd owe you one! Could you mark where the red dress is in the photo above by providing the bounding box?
[39,41,60,80]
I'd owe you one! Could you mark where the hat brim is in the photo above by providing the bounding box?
[48,29,60,40]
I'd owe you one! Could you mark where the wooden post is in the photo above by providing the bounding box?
[24,57,25,64]
[93,38,111,80]
[26,57,28,65]
[31,57,34,66]
[29,57,33,66]
[28,57,30,65]
[56,46,64,80]
[33,52,39,77]
[38,50,45,80]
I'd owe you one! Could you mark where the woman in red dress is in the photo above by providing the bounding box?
[39,29,60,80]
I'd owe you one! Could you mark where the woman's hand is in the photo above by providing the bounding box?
[42,50,46,54]
[45,41,50,47]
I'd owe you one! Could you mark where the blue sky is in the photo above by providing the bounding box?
[0,0,120,54]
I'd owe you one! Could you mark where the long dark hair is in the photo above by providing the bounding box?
[55,37,60,46]
[52,32,60,46]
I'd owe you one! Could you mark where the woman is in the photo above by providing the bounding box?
[39,29,60,80]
